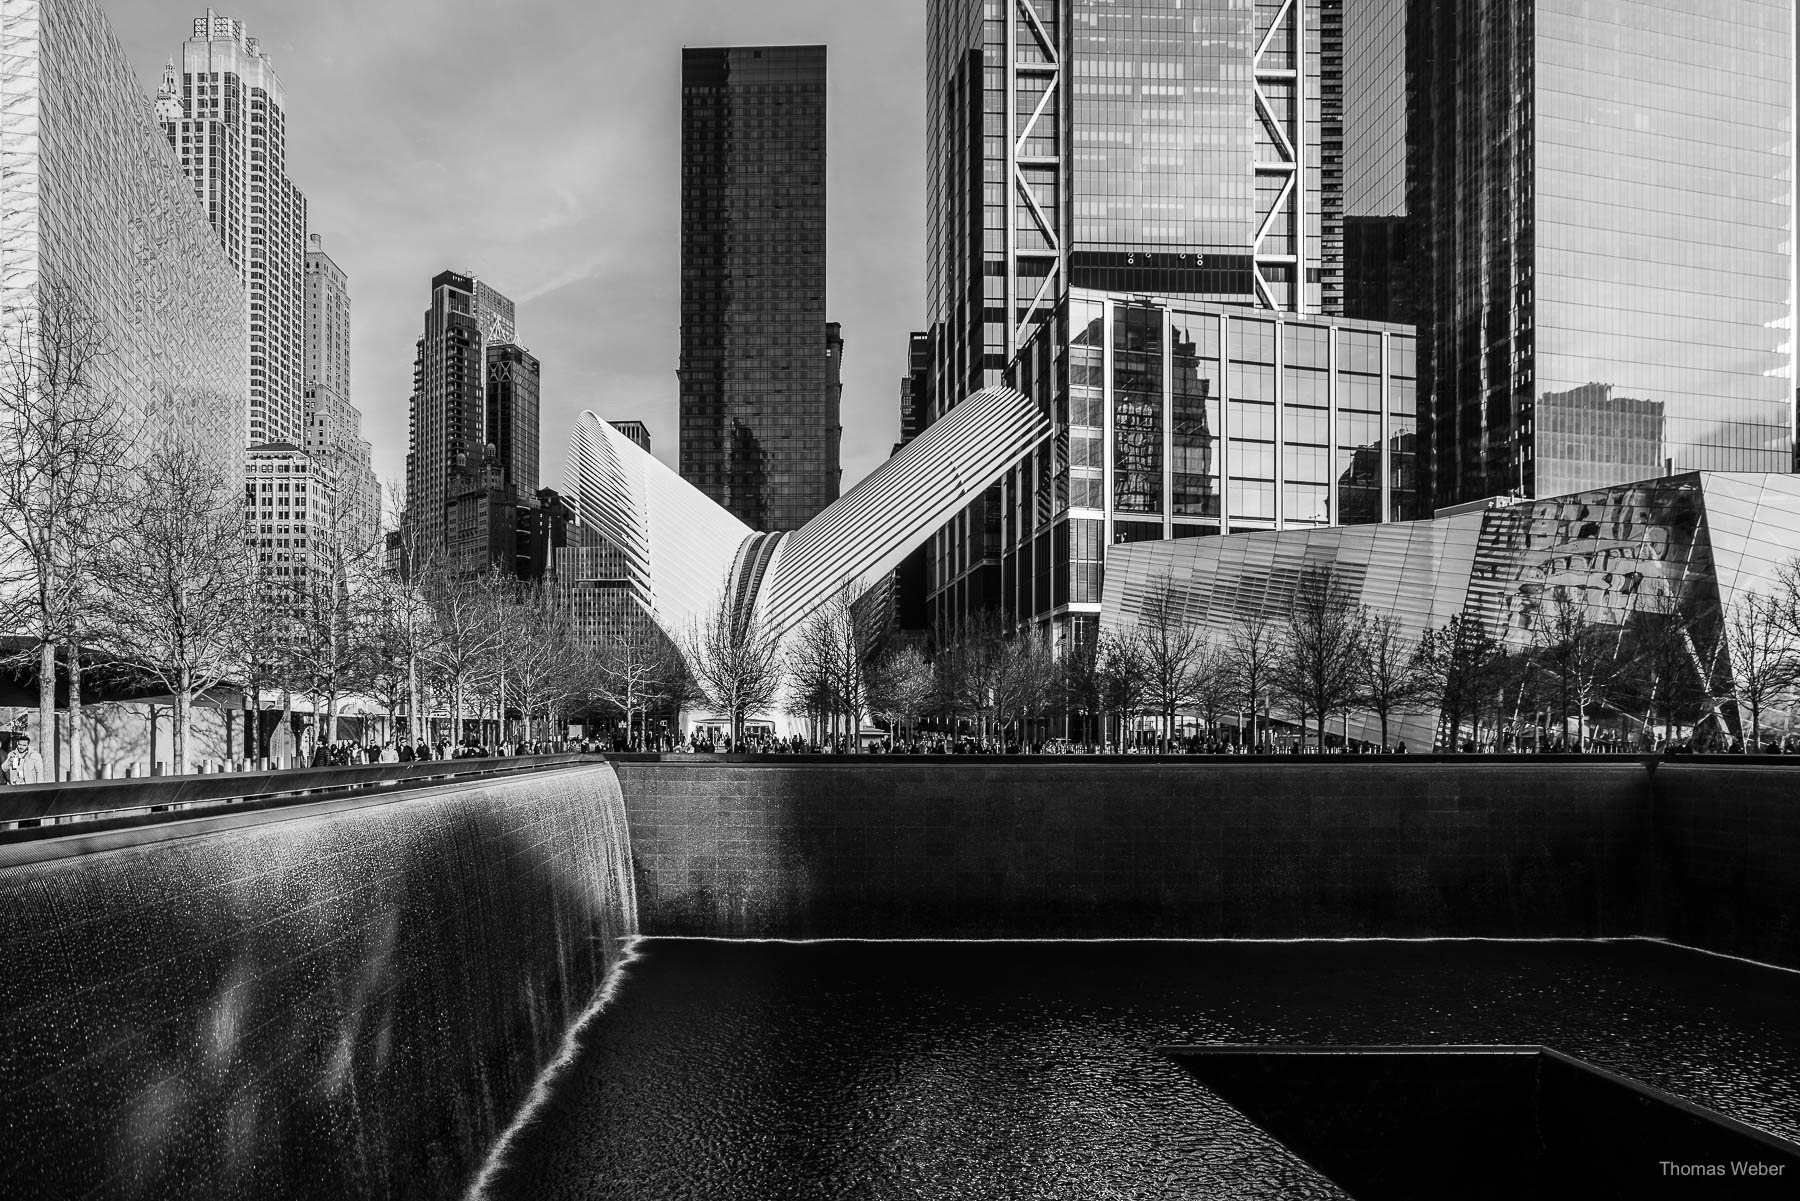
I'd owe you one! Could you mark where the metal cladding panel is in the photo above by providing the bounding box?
[1699,472,1800,614]
[566,412,752,633]
[757,385,1050,638]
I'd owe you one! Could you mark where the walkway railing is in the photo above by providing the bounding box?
[0,753,609,836]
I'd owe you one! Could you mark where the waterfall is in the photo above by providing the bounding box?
[0,761,641,1200]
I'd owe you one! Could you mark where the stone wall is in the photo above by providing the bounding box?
[0,764,635,1201]
[1654,762,1800,968]
[613,759,1653,942]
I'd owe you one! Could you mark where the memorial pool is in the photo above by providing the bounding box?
[479,938,1800,1199]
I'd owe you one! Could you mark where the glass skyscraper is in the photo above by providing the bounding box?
[0,0,247,474]
[993,289,1416,642]
[678,45,839,533]
[1408,0,1795,508]
[924,0,1349,631]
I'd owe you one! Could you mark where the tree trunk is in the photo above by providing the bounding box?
[407,651,421,746]
[175,666,193,775]
[66,641,82,780]
[38,640,55,780]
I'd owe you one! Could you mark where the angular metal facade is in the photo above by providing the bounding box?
[1102,472,1800,748]
[0,0,247,474]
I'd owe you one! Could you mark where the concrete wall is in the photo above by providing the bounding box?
[614,760,1654,942]
[0,764,635,1201]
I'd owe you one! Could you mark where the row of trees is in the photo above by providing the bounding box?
[687,558,1800,754]
[0,283,703,776]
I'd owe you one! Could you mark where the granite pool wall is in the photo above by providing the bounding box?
[611,758,1656,943]
[0,764,636,1201]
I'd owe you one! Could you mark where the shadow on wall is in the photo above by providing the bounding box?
[613,761,1654,945]
[0,763,637,1200]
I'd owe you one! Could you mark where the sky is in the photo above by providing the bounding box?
[112,1,927,503]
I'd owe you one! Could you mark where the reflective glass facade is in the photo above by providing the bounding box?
[997,288,1416,645]
[1408,0,1795,509]
[1103,472,1800,749]
[924,0,1352,636]
[678,46,838,532]
[0,0,246,473]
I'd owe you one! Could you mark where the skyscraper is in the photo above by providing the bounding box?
[405,270,517,560]
[156,9,307,446]
[927,0,1345,418]
[486,344,541,499]
[0,0,246,472]
[679,45,838,532]
[1407,0,1795,507]
[923,0,1347,632]
[302,234,379,554]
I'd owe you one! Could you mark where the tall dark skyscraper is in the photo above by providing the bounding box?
[679,45,838,532]
[1408,0,1794,508]
[405,270,524,570]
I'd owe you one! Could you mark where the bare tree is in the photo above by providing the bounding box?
[1415,614,1508,751]
[1222,610,1281,749]
[868,643,934,747]
[421,568,506,749]
[1528,591,1622,748]
[1273,565,1366,750]
[1723,593,1798,751]
[992,629,1057,746]
[1057,626,1105,749]
[1130,572,1206,751]
[94,428,256,773]
[490,580,580,745]
[1188,644,1235,745]
[0,280,129,779]
[1096,629,1147,751]
[589,613,687,749]
[282,443,383,746]
[684,579,785,748]
[786,579,887,750]
[1611,602,1706,748]
[1355,611,1434,748]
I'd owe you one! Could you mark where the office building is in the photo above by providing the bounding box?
[405,270,517,562]
[927,0,1345,415]
[0,0,245,471]
[1102,471,1800,750]
[679,45,839,531]
[989,289,1416,644]
[156,9,307,446]
[245,442,329,597]
[924,0,1350,633]
[302,234,378,555]
[609,420,651,454]
[486,344,540,498]
[1407,0,1794,508]
[898,331,931,453]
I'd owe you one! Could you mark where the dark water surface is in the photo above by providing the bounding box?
[483,939,1800,1200]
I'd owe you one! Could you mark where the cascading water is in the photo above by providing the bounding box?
[0,762,640,1201]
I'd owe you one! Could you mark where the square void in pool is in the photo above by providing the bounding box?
[1171,1046,1800,1200]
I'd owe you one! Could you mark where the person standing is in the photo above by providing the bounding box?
[2,736,44,784]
